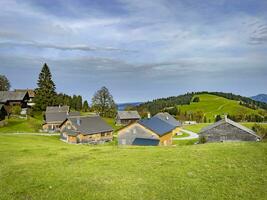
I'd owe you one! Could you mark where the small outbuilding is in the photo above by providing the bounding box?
[60,115,113,144]
[0,91,30,112]
[199,116,261,142]
[116,111,141,125]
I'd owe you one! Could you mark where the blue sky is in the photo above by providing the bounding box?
[0,0,267,103]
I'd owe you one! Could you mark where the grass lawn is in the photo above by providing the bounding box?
[0,134,266,200]
[0,115,43,133]
[173,132,190,138]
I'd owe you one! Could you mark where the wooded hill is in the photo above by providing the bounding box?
[136,92,267,122]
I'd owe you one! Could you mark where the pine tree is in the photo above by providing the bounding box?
[83,100,89,112]
[34,63,56,111]
[0,74,11,91]
[76,95,83,111]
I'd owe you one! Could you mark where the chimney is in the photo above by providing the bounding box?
[147,112,151,119]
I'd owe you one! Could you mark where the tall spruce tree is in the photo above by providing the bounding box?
[83,100,89,112]
[34,63,56,111]
[76,95,83,111]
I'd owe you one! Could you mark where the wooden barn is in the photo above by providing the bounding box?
[116,111,141,125]
[14,89,35,107]
[43,106,80,132]
[199,116,261,142]
[0,91,30,113]
[118,112,180,146]
[60,115,113,144]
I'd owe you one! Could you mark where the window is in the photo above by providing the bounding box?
[101,133,106,137]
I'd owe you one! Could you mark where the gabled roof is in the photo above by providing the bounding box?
[200,117,261,138]
[46,106,69,113]
[45,112,68,123]
[138,117,175,136]
[14,89,35,98]
[153,112,181,127]
[66,115,113,135]
[0,104,5,110]
[117,111,141,120]
[69,111,80,117]
[0,91,28,103]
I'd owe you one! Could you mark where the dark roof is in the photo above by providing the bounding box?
[0,91,28,103]
[69,111,80,117]
[138,117,175,136]
[45,112,68,123]
[153,112,181,127]
[132,138,159,146]
[200,116,260,138]
[0,104,5,110]
[14,89,35,98]
[117,111,141,120]
[67,115,113,135]
[46,106,69,113]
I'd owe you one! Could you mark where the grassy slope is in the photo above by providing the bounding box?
[0,134,266,200]
[178,94,262,122]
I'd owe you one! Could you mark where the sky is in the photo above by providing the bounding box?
[0,0,267,103]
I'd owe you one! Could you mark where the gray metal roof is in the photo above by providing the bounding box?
[0,91,28,103]
[153,112,181,127]
[67,115,113,135]
[46,106,69,113]
[200,117,260,138]
[45,112,68,123]
[117,111,141,120]
[138,117,175,136]
[69,111,80,116]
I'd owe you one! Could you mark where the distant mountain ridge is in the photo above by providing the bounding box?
[251,94,267,103]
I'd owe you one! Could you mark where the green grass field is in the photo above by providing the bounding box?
[178,94,263,122]
[0,134,266,200]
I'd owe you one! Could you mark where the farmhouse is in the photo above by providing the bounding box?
[14,89,35,107]
[60,115,113,144]
[153,112,182,135]
[0,91,30,112]
[118,112,180,146]
[116,111,141,125]
[43,106,80,131]
[199,116,261,142]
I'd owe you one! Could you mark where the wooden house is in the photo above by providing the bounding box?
[14,89,35,107]
[0,91,30,113]
[116,111,141,125]
[60,115,113,144]
[199,116,261,142]
[42,106,79,132]
[118,112,181,146]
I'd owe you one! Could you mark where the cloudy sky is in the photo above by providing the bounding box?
[0,0,266,103]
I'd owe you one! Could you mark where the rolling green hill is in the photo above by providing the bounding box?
[178,94,265,122]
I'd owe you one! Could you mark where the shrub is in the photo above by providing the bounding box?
[252,124,267,139]
[192,97,200,102]
[10,105,21,115]
[199,135,207,144]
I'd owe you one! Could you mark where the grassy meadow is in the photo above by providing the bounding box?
[178,94,263,122]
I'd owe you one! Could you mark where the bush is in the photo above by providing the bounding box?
[199,135,207,144]
[10,105,21,115]
[192,97,200,102]
[252,124,267,139]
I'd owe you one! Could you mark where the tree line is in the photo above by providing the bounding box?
[27,63,116,117]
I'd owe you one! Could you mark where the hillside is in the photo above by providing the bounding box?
[251,94,267,103]
[0,134,266,200]
[178,94,265,122]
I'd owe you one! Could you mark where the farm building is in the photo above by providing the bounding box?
[116,111,141,125]
[199,116,261,142]
[43,106,79,131]
[153,112,182,135]
[14,89,35,107]
[0,91,30,113]
[60,115,113,144]
[0,104,8,121]
[118,112,180,146]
